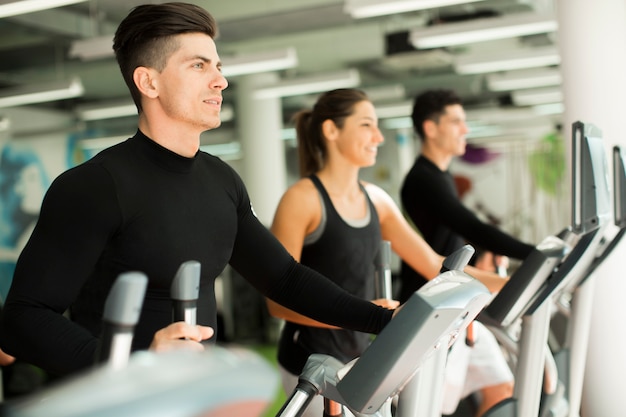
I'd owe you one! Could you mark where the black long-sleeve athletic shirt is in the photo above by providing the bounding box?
[0,131,392,376]
[399,155,535,301]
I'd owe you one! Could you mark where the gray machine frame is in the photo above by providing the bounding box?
[276,245,492,417]
[480,121,612,417]
[550,144,626,417]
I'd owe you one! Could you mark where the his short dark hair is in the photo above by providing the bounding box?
[112,2,218,112]
[411,89,462,141]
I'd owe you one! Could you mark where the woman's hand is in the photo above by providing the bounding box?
[0,347,15,366]
[372,298,400,310]
[149,322,214,353]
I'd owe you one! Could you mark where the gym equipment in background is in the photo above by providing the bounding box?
[480,121,612,417]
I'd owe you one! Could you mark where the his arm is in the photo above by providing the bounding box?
[229,201,394,335]
[0,165,119,375]
[267,182,397,327]
[403,170,534,260]
[0,165,212,375]
[371,183,507,294]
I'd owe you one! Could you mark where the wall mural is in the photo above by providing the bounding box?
[0,135,85,302]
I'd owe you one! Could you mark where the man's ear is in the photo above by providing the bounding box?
[321,119,338,142]
[423,119,437,140]
[133,66,159,99]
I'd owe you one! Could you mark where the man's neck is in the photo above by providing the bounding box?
[420,145,453,171]
[138,116,200,158]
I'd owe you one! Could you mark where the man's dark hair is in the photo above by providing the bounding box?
[112,2,218,112]
[411,89,462,141]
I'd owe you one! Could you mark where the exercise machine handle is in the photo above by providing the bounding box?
[374,240,393,300]
[96,271,148,369]
[171,260,201,325]
[441,244,475,273]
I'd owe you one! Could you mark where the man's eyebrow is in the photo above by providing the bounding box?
[189,55,221,67]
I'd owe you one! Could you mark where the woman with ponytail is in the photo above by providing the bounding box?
[267,88,511,417]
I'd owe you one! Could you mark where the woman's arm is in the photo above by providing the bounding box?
[266,179,341,327]
[368,183,507,294]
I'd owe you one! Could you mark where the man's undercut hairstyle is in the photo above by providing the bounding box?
[411,89,462,141]
[112,2,219,112]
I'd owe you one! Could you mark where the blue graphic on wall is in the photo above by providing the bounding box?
[0,133,90,303]
[0,145,50,302]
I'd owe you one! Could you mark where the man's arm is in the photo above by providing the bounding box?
[229,203,394,335]
[402,163,534,260]
[369,182,507,293]
[0,165,119,375]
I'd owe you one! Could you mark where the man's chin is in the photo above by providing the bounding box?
[203,120,222,132]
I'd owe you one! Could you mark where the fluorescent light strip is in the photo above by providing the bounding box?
[253,69,360,99]
[409,12,557,49]
[0,0,88,18]
[466,107,541,124]
[363,84,406,102]
[69,35,114,61]
[376,101,412,119]
[200,142,242,160]
[381,117,413,130]
[284,84,406,110]
[533,102,564,115]
[466,125,504,139]
[344,0,486,19]
[373,96,539,122]
[221,48,298,77]
[0,77,84,108]
[511,87,562,106]
[486,67,562,91]
[78,100,234,122]
[454,46,560,74]
[78,100,136,121]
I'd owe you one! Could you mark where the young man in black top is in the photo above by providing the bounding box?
[399,89,535,416]
[0,2,395,378]
[399,89,534,300]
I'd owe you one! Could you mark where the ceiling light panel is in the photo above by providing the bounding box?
[511,87,563,106]
[454,46,560,74]
[0,77,84,108]
[486,67,562,91]
[409,12,558,49]
[221,48,298,77]
[77,100,136,121]
[376,101,412,119]
[344,0,486,19]
[69,35,114,61]
[0,0,89,18]
[253,69,360,99]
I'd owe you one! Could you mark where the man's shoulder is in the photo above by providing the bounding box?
[404,156,438,183]
[196,151,243,184]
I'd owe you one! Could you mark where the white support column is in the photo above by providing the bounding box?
[556,1,626,416]
[235,72,287,226]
